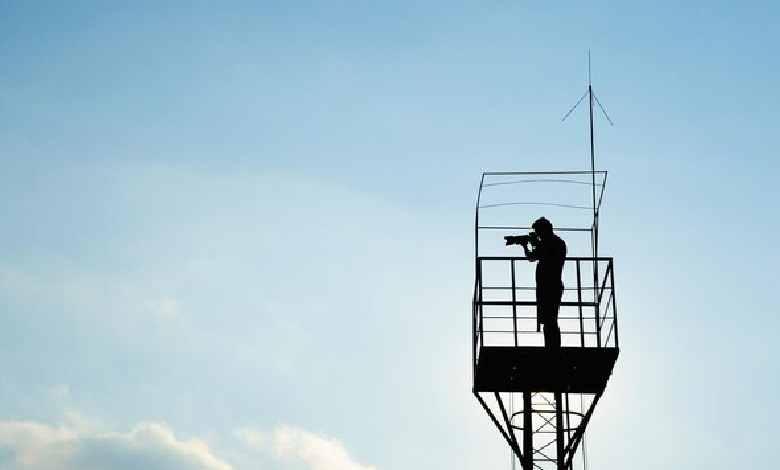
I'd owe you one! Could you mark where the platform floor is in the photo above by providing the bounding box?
[474,346,619,393]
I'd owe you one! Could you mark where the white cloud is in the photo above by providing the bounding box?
[0,421,234,470]
[0,418,377,470]
[237,426,377,470]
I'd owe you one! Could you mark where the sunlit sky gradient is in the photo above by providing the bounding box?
[1,1,779,469]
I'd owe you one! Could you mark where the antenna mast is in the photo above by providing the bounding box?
[588,51,597,260]
[562,51,613,261]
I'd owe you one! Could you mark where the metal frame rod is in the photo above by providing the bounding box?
[497,392,522,457]
[479,256,613,262]
[555,391,565,470]
[482,170,608,176]
[523,392,533,470]
[563,391,605,470]
[576,260,584,347]
[511,259,518,346]
[475,392,525,461]
[609,260,619,348]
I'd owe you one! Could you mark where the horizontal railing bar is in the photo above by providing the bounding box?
[478,226,593,232]
[479,256,613,262]
[481,331,600,335]
[483,171,608,176]
[479,286,601,291]
[482,179,594,188]
[481,286,536,290]
[478,301,598,307]
[479,202,592,210]
[482,316,596,320]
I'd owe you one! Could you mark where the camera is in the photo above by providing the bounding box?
[505,232,539,246]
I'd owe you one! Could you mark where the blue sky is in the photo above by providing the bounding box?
[1,1,779,469]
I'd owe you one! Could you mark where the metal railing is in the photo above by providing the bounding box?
[473,256,618,370]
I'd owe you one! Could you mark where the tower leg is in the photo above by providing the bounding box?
[523,392,532,470]
[555,392,565,470]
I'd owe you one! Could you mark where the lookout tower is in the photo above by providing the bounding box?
[472,168,619,469]
[472,65,619,469]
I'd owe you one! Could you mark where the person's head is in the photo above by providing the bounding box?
[532,217,554,238]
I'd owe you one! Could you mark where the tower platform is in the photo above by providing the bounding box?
[474,346,619,393]
[472,168,620,469]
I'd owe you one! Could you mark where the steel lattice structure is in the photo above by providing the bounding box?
[472,171,619,470]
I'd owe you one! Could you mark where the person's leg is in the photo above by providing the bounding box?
[538,300,558,348]
[544,321,560,348]
[547,284,563,348]
[539,285,563,348]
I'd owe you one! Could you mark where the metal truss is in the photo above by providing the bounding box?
[474,389,605,470]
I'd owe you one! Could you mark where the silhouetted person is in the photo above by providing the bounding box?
[505,217,567,348]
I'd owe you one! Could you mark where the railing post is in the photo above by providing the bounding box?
[565,392,572,459]
[478,259,484,350]
[511,258,518,347]
[576,260,584,347]
[523,391,532,470]
[594,259,602,348]
[473,285,478,383]
[609,259,619,348]
[555,392,565,470]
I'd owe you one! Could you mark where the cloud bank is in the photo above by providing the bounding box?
[0,421,233,470]
[0,418,377,470]
[237,426,377,470]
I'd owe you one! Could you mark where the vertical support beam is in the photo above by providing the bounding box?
[474,175,484,382]
[565,392,572,450]
[510,393,516,470]
[472,297,477,383]
[511,259,518,347]
[609,259,619,348]
[478,259,484,349]
[555,392,565,470]
[475,258,483,381]
[594,260,602,348]
[576,260,584,347]
[523,392,533,470]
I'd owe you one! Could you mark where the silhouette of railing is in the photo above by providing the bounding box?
[473,256,618,371]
